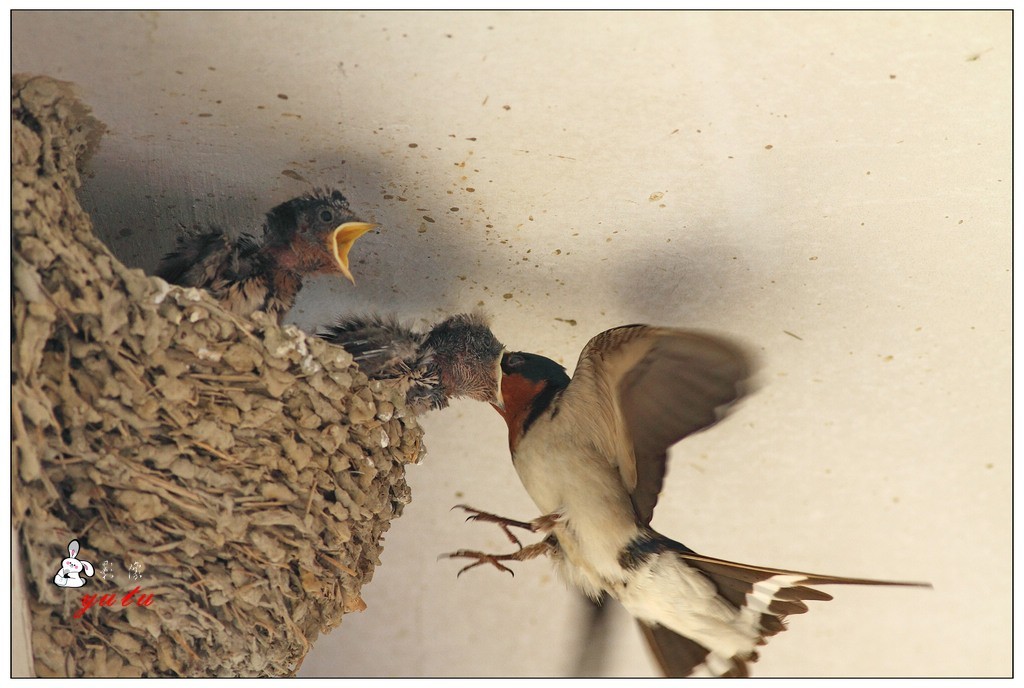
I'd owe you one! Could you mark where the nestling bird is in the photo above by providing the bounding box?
[318,312,505,413]
[446,324,930,677]
[156,189,376,322]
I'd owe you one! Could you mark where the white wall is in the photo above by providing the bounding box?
[13,10,1010,677]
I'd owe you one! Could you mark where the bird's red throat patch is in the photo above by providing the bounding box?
[491,374,547,453]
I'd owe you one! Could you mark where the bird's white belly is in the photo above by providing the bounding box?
[614,552,760,661]
[511,431,639,596]
[512,429,760,660]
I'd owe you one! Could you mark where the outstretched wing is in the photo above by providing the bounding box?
[567,325,753,524]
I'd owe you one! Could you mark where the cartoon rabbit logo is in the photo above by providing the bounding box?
[53,539,94,588]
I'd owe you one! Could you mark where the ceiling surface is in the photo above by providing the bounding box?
[12,10,1010,677]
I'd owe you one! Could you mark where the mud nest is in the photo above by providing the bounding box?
[11,75,426,677]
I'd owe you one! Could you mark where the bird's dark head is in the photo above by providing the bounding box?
[264,188,377,282]
[492,350,570,449]
[423,313,505,405]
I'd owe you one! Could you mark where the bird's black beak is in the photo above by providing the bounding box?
[329,222,378,283]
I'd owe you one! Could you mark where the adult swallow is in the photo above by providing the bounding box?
[448,324,930,677]
[319,312,504,412]
[156,188,376,322]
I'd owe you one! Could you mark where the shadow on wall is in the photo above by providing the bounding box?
[77,136,768,339]
[600,212,777,329]
[76,146,507,322]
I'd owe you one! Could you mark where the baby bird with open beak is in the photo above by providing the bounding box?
[156,188,376,323]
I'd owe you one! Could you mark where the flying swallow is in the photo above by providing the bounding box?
[448,324,930,677]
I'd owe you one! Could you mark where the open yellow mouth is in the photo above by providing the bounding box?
[329,222,378,283]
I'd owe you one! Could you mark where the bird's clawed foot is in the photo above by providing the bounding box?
[444,541,555,578]
[452,504,541,547]
[446,505,561,577]
[530,511,563,533]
